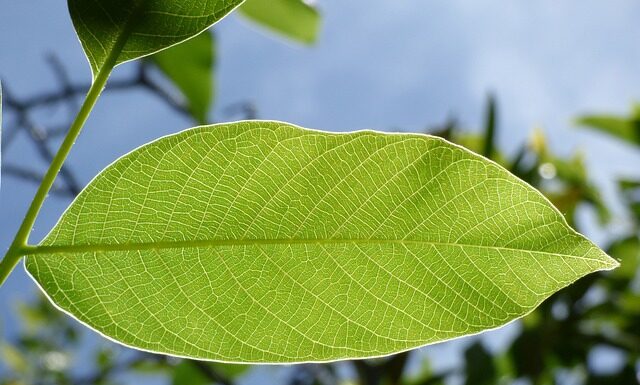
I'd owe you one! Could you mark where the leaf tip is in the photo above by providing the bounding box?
[589,246,620,272]
[603,255,621,271]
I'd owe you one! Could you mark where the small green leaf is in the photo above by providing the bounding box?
[68,0,244,78]
[618,179,640,222]
[211,362,250,377]
[26,121,617,363]
[0,344,28,374]
[607,236,640,281]
[529,130,610,225]
[239,0,320,45]
[172,361,209,385]
[576,105,640,147]
[173,360,249,384]
[150,32,215,124]
[464,342,496,385]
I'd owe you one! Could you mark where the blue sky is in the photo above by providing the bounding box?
[1,0,640,382]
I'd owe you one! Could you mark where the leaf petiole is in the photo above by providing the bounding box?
[0,61,116,287]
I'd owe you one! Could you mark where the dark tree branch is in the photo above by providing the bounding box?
[46,53,80,118]
[4,61,191,116]
[3,164,74,197]
[1,59,194,199]
[3,85,82,195]
[224,101,258,120]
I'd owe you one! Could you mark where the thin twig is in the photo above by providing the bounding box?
[3,85,82,195]
[3,164,74,197]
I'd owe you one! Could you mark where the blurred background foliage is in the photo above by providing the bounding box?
[1,0,639,384]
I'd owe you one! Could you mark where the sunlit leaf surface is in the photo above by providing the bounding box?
[27,121,617,363]
[239,0,320,44]
[68,0,244,77]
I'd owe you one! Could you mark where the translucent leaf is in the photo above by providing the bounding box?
[68,0,244,78]
[150,32,215,124]
[26,121,617,363]
[239,0,320,45]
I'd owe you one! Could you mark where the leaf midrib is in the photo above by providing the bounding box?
[23,238,604,263]
[91,0,147,78]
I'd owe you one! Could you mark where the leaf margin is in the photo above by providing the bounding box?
[23,120,619,364]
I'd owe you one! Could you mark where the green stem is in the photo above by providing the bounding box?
[0,63,115,287]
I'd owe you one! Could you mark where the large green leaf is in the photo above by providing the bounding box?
[26,121,617,363]
[150,31,215,124]
[68,0,244,78]
[239,0,320,44]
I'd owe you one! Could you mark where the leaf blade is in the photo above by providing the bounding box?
[26,121,617,363]
[68,0,244,78]
[239,0,320,44]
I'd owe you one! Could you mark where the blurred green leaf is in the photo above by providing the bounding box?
[619,291,640,314]
[464,342,496,385]
[618,179,640,224]
[509,329,547,381]
[151,32,215,124]
[239,0,321,44]
[172,361,209,385]
[171,361,248,384]
[96,348,114,371]
[211,362,250,377]
[1,344,28,374]
[577,104,640,147]
[130,359,170,374]
[530,130,610,225]
[17,296,60,329]
[619,179,640,191]
[607,236,640,282]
